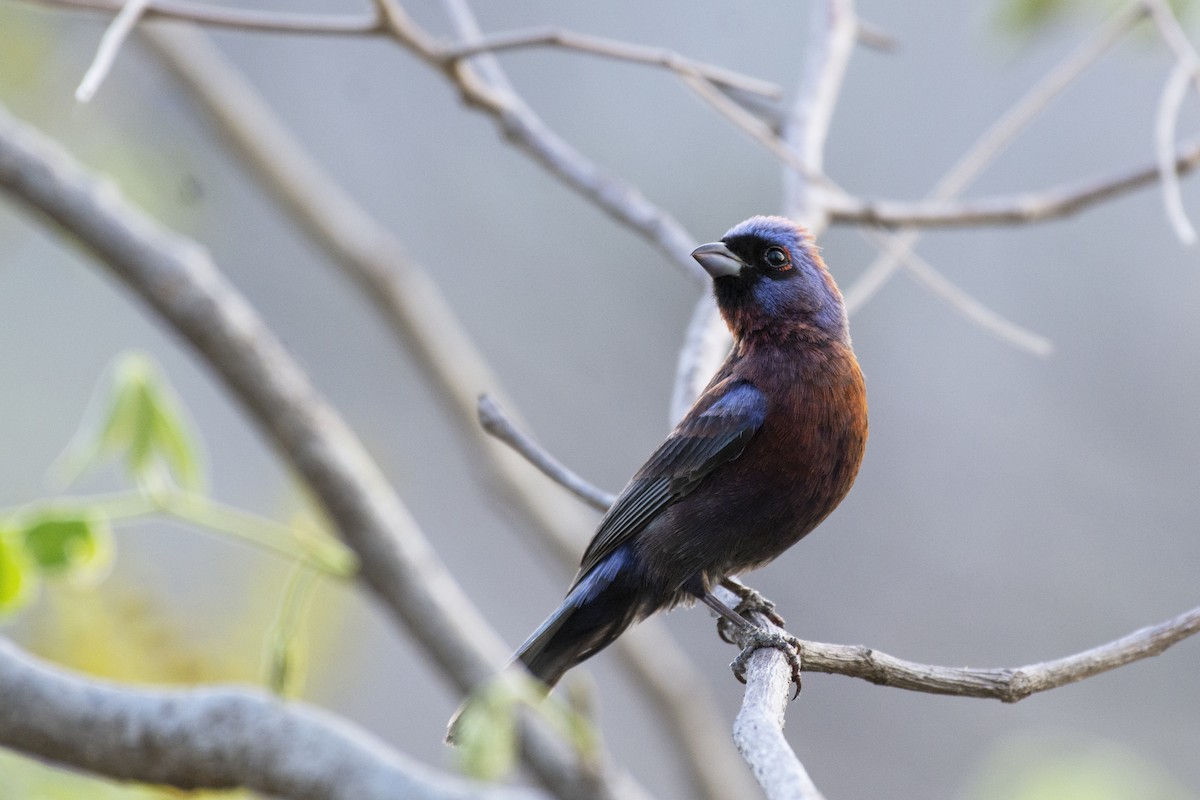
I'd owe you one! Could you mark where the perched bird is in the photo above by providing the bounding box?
[518,215,867,689]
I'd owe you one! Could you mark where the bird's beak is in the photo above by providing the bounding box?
[691,242,745,279]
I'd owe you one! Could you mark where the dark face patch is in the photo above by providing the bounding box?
[710,216,848,341]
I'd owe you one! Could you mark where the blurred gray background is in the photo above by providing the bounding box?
[1,1,1198,798]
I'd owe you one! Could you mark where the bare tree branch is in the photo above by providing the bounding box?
[1145,0,1200,244]
[1156,62,1199,243]
[23,0,385,35]
[861,230,1054,357]
[74,0,150,102]
[0,638,542,800]
[782,0,858,225]
[669,293,727,427]
[478,394,615,512]
[710,587,826,800]
[842,1,1148,314]
[828,138,1200,229]
[437,27,781,99]
[798,603,1200,701]
[0,102,645,800]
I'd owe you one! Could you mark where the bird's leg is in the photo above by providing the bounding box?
[701,591,802,698]
[720,576,787,628]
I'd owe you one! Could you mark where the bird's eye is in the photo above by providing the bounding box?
[764,246,791,270]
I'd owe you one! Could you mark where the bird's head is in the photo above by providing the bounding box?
[691,216,848,344]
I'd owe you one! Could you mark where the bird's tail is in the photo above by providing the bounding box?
[516,557,643,687]
[446,548,643,745]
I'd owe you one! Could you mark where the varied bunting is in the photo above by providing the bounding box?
[516,215,867,689]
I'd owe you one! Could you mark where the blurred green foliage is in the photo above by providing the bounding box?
[0,353,354,796]
[453,670,601,781]
[962,733,1198,800]
[996,0,1196,33]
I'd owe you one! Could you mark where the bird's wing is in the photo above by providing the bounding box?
[575,380,767,580]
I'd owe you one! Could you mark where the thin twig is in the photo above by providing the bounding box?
[0,102,643,800]
[797,603,1200,701]
[681,73,828,184]
[830,137,1200,230]
[862,230,1053,357]
[1143,0,1200,94]
[478,394,615,512]
[1156,62,1199,243]
[841,0,1147,314]
[74,0,150,102]
[855,17,898,52]
[438,27,780,99]
[24,0,384,34]
[0,638,543,800]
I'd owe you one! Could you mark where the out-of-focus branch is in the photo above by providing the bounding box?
[405,0,705,283]
[861,230,1053,357]
[828,137,1200,229]
[74,0,149,102]
[1155,62,1199,243]
[0,103,643,800]
[438,27,780,99]
[1145,0,1200,244]
[23,0,384,34]
[842,0,1148,313]
[782,0,858,226]
[143,21,746,800]
[0,638,541,800]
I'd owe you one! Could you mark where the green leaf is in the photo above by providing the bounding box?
[995,0,1076,32]
[264,564,319,698]
[453,671,601,781]
[64,352,205,492]
[454,684,520,782]
[21,512,114,580]
[0,530,38,615]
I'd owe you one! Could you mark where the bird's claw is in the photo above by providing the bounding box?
[730,627,803,700]
[721,578,788,628]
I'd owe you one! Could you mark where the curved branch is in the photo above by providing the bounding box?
[0,638,539,800]
[829,136,1200,229]
[798,603,1200,701]
[478,394,615,512]
[0,103,641,800]
[437,27,780,99]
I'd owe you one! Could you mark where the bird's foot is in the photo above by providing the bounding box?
[731,627,803,700]
[720,577,787,628]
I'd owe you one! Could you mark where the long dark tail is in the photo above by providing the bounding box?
[446,548,645,744]
[518,544,652,686]
[516,577,643,687]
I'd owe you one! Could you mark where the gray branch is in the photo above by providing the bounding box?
[0,102,642,800]
[828,136,1200,229]
[0,638,540,800]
